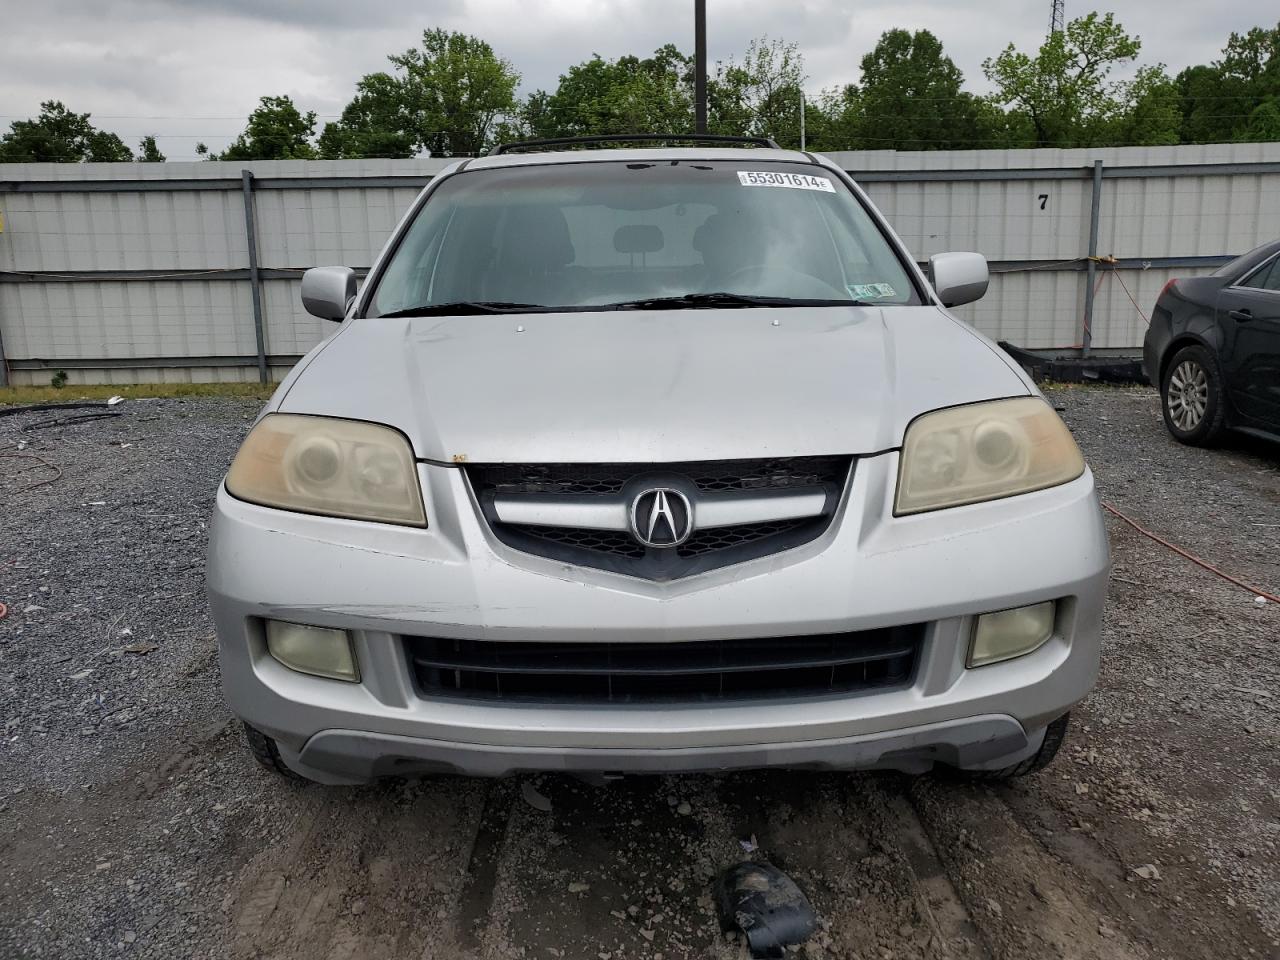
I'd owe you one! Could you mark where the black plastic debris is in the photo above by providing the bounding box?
[519,779,552,812]
[998,341,1146,385]
[713,861,817,958]
[5,396,127,433]
[0,396,125,418]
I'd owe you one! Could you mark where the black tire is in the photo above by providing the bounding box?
[950,712,1071,782]
[1160,344,1228,446]
[243,722,307,782]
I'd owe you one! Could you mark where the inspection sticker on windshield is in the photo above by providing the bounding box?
[848,282,898,300]
[737,170,836,192]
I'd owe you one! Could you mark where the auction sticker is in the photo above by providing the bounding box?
[737,170,836,192]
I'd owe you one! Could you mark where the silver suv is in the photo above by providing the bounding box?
[207,136,1108,784]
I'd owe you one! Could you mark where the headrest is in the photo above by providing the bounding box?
[693,213,732,253]
[614,224,664,254]
[499,205,575,270]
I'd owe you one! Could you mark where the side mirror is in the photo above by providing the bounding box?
[301,266,358,322]
[928,252,989,308]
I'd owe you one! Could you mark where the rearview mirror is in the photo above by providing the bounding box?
[928,252,989,308]
[301,266,358,322]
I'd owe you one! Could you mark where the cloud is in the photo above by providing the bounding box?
[1,0,1274,159]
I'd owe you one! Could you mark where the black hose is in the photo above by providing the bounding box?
[0,400,119,418]
[20,411,124,432]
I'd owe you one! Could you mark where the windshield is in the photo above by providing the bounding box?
[366,159,920,316]
[1212,242,1280,279]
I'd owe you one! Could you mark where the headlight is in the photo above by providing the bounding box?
[895,397,1084,515]
[226,413,426,526]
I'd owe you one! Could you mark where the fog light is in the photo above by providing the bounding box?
[265,620,359,681]
[968,601,1055,668]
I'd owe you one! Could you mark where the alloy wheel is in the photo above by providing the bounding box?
[1167,360,1209,431]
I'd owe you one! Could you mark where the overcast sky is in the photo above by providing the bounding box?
[1,0,1274,159]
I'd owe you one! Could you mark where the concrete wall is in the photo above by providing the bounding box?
[2,144,1278,385]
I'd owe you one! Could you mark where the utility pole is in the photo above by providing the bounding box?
[694,0,707,133]
[1049,0,1065,35]
[799,90,806,150]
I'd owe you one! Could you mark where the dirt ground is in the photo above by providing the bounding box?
[1,384,1277,960]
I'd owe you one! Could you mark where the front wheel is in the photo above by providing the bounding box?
[1160,344,1227,446]
[949,712,1071,781]
[243,722,308,782]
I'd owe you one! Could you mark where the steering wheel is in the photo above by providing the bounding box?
[721,263,849,300]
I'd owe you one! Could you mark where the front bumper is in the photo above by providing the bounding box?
[207,452,1109,782]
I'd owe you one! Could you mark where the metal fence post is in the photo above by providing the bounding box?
[0,320,9,387]
[240,170,269,383]
[1081,159,1104,358]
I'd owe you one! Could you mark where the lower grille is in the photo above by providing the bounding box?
[406,626,921,704]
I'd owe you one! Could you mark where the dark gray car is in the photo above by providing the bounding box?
[1143,239,1280,445]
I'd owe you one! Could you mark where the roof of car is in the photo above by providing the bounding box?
[462,146,819,171]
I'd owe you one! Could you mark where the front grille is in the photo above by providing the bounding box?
[470,456,850,497]
[468,456,852,580]
[506,524,646,559]
[676,519,808,558]
[406,626,922,704]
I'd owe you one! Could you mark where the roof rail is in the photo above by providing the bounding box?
[488,133,781,156]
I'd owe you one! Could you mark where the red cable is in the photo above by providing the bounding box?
[1109,268,1150,326]
[0,451,62,493]
[1102,502,1280,604]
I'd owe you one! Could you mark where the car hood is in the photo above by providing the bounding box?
[279,307,1029,462]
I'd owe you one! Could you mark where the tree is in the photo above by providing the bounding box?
[522,45,693,140]
[803,84,861,151]
[856,29,1003,149]
[218,95,317,160]
[318,72,417,159]
[982,13,1178,147]
[709,37,806,147]
[321,29,519,158]
[138,135,166,162]
[1113,66,1181,145]
[501,90,552,142]
[394,29,519,156]
[1174,64,1239,143]
[1177,23,1280,143]
[1219,22,1280,89]
[0,100,133,162]
[1243,98,1280,141]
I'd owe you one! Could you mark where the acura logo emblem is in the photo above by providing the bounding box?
[630,488,694,547]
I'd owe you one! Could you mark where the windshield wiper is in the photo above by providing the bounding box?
[608,292,873,310]
[376,293,875,317]
[377,301,548,318]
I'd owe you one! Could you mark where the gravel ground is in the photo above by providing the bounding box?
[0,386,1277,960]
